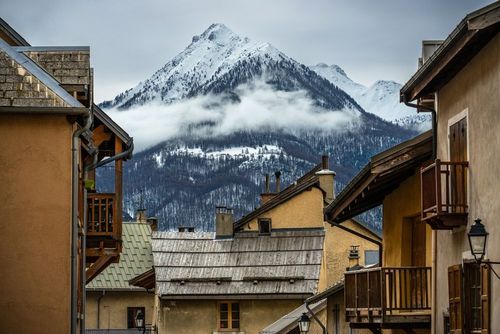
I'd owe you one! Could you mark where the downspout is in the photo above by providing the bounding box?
[403,100,437,160]
[326,218,383,266]
[96,291,105,329]
[71,110,93,334]
[85,140,134,170]
[305,301,327,334]
[80,148,99,334]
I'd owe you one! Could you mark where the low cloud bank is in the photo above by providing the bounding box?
[107,81,361,152]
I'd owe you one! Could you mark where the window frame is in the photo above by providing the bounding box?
[258,218,271,235]
[217,301,240,331]
[127,306,146,329]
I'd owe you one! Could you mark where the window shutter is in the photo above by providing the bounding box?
[448,264,463,333]
[481,264,491,334]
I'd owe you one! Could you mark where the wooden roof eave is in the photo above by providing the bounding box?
[400,3,500,102]
[129,268,155,290]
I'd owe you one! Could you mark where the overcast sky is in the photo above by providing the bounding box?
[2,0,493,102]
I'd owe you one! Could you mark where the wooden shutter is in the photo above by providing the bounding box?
[448,264,463,333]
[481,264,491,334]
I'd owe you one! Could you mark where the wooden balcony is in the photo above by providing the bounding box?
[421,159,468,229]
[86,193,122,283]
[345,267,431,330]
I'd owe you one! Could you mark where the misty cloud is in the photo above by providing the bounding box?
[107,82,361,152]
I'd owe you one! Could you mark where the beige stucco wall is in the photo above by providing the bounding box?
[433,32,500,334]
[86,291,155,329]
[0,114,73,334]
[158,299,301,334]
[382,171,432,268]
[324,220,381,286]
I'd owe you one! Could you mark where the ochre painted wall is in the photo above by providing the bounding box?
[86,291,155,329]
[244,187,325,231]
[434,32,500,334]
[324,220,381,286]
[0,114,73,334]
[158,299,301,334]
[382,170,432,268]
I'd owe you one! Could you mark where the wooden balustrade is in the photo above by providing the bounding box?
[87,193,116,237]
[345,267,431,323]
[421,159,468,229]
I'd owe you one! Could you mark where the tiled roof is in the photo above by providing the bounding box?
[87,223,153,291]
[152,229,325,298]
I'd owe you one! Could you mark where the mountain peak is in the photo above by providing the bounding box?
[193,23,238,44]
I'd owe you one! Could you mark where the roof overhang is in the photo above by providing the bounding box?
[0,18,30,46]
[401,2,500,102]
[129,268,155,290]
[325,131,432,224]
[159,293,313,300]
[92,103,133,154]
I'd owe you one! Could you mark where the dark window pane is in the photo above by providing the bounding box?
[232,320,240,329]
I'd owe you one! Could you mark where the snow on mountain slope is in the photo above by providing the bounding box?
[310,63,430,129]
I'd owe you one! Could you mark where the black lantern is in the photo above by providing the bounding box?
[135,310,145,329]
[298,312,310,334]
[468,218,488,262]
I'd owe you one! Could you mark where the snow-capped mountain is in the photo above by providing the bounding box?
[101,23,360,113]
[310,63,430,130]
[99,24,418,232]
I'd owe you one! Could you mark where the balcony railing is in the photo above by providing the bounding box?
[421,159,468,229]
[86,328,157,334]
[87,193,116,237]
[345,267,431,324]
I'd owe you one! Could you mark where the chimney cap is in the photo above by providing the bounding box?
[274,171,281,178]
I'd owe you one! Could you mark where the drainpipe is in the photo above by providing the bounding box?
[71,111,93,334]
[80,148,99,334]
[326,218,383,266]
[403,100,437,160]
[96,291,105,329]
[305,301,327,334]
[85,139,134,170]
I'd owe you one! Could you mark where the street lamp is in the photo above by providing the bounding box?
[468,218,488,262]
[298,313,311,334]
[135,311,145,332]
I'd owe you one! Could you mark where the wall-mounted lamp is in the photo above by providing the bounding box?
[468,218,500,279]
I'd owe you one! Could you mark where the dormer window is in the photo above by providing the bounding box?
[258,219,271,235]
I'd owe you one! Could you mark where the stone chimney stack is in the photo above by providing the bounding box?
[146,217,158,231]
[316,154,336,204]
[260,174,275,205]
[136,209,147,224]
[275,171,282,192]
[215,206,234,238]
[348,245,360,268]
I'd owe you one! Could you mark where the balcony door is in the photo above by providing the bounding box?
[449,117,467,214]
[411,217,427,309]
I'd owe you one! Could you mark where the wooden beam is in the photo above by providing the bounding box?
[92,124,112,147]
[86,254,115,283]
[467,7,500,30]
[114,136,123,240]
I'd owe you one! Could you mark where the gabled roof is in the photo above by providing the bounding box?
[86,223,153,291]
[0,18,30,46]
[235,164,323,229]
[401,1,500,102]
[0,38,84,110]
[325,131,432,223]
[93,104,133,148]
[152,228,325,299]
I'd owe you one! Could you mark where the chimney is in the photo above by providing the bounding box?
[419,40,443,68]
[215,206,234,238]
[348,245,360,268]
[315,154,336,203]
[146,217,158,231]
[275,171,281,192]
[260,174,276,205]
[136,209,147,224]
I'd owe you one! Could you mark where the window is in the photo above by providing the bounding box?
[127,307,145,328]
[364,250,379,266]
[258,219,271,235]
[218,302,240,330]
[447,263,490,333]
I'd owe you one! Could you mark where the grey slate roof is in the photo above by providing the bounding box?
[0,38,83,108]
[87,223,153,291]
[152,229,325,298]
